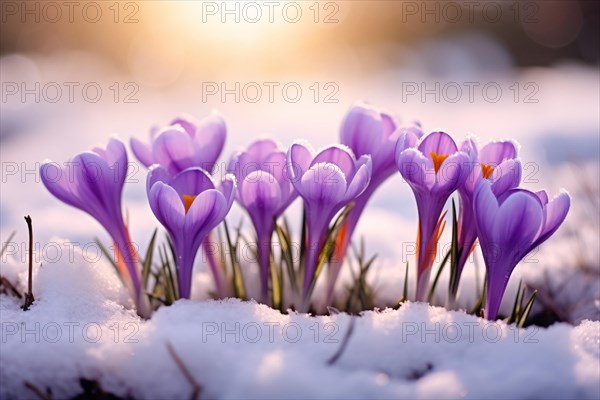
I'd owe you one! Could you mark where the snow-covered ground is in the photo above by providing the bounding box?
[1,248,599,399]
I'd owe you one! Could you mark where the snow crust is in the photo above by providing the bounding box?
[1,245,599,399]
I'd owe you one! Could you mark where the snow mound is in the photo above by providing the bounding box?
[1,245,599,399]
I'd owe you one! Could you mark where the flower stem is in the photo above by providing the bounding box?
[202,233,227,298]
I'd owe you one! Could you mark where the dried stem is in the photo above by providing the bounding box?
[327,317,356,365]
[166,341,202,400]
[22,215,35,311]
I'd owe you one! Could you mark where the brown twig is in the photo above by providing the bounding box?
[166,341,202,400]
[22,216,35,311]
[327,317,356,365]
[0,275,22,298]
[24,382,53,400]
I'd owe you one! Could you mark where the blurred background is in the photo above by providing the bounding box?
[1,1,598,320]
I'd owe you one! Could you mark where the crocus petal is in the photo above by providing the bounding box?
[74,152,117,218]
[396,148,434,191]
[192,112,227,166]
[130,138,154,168]
[287,142,315,185]
[460,138,479,158]
[480,140,518,165]
[493,191,544,253]
[340,104,385,157]
[381,113,397,138]
[170,167,216,198]
[419,131,458,156]
[103,138,128,188]
[184,189,232,253]
[532,191,570,249]
[240,171,283,212]
[312,145,356,181]
[220,174,237,209]
[490,159,522,196]
[152,127,195,174]
[148,182,185,236]
[170,114,198,136]
[40,162,83,210]
[301,162,347,206]
[432,151,472,194]
[146,165,171,193]
[246,139,280,160]
[399,126,424,150]
[473,180,500,245]
[535,190,549,206]
[343,156,372,202]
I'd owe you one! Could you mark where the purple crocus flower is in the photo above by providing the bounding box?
[452,139,522,296]
[227,139,297,302]
[147,166,236,299]
[474,180,570,320]
[329,103,423,301]
[131,111,226,175]
[287,142,372,301]
[396,131,473,301]
[40,138,151,318]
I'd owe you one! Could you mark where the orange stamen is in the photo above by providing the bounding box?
[418,211,448,274]
[183,194,197,213]
[481,163,495,179]
[333,221,349,263]
[430,152,449,174]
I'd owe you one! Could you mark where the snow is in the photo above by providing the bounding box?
[1,245,599,399]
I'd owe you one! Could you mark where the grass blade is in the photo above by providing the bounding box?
[428,250,450,303]
[518,289,538,328]
[448,199,460,299]
[400,261,409,304]
[469,272,487,316]
[507,280,524,324]
[142,228,158,292]
[223,220,246,299]
[94,237,120,280]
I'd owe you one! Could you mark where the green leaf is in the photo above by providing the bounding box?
[269,251,282,310]
[299,207,307,279]
[142,228,158,292]
[164,244,179,301]
[469,272,487,316]
[507,281,524,324]
[518,289,537,328]
[275,219,297,294]
[428,250,450,303]
[94,238,120,280]
[448,199,461,300]
[398,261,410,304]
[164,235,178,283]
[223,220,246,299]
[357,253,376,310]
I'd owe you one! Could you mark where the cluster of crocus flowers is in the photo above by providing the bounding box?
[40,104,570,321]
